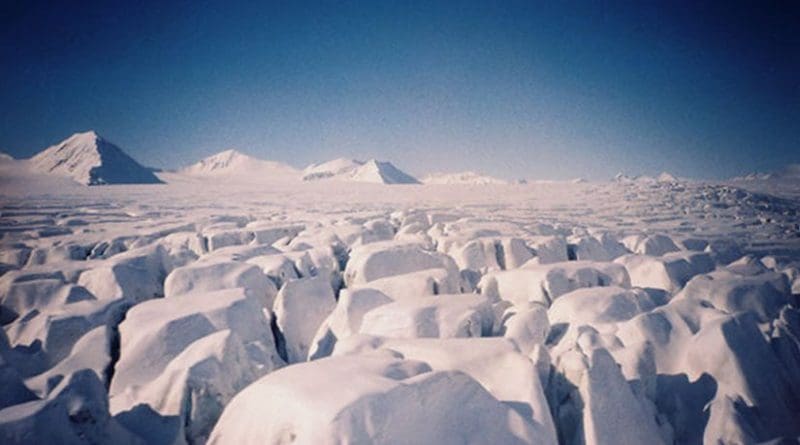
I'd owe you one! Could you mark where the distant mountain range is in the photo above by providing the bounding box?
[17,130,793,188]
[13,131,430,186]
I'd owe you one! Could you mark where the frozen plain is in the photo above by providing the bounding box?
[1,155,800,444]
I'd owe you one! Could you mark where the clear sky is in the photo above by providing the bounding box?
[1,0,797,180]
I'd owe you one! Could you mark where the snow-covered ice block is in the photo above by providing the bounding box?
[109,288,283,400]
[286,224,346,253]
[612,299,800,442]
[568,233,628,262]
[614,298,727,375]
[548,286,658,329]
[24,326,111,398]
[344,240,459,286]
[273,275,337,363]
[308,288,393,360]
[77,245,168,303]
[334,336,557,445]
[615,251,714,293]
[208,351,540,444]
[111,329,265,445]
[677,268,791,322]
[202,226,253,251]
[442,236,533,273]
[0,370,144,445]
[498,237,535,269]
[163,259,277,307]
[157,231,206,259]
[5,299,128,374]
[444,237,500,273]
[351,267,462,300]
[502,305,550,355]
[24,244,89,266]
[527,236,570,264]
[623,234,680,257]
[246,253,299,288]
[580,348,667,445]
[479,260,631,308]
[243,222,303,246]
[201,243,281,262]
[0,278,93,322]
[686,313,800,440]
[359,294,494,338]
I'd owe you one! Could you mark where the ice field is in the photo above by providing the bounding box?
[0,132,799,444]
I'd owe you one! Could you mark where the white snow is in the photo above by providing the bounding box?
[422,170,509,185]
[29,131,162,185]
[178,149,298,181]
[2,160,800,443]
[272,275,336,363]
[302,158,420,184]
[358,294,495,339]
[479,260,631,308]
[208,351,541,444]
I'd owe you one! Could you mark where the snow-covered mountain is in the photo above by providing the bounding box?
[302,158,419,184]
[179,149,298,180]
[728,164,800,199]
[302,158,365,180]
[30,131,162,185]
[656,172,678,183]
[0,152,13,162]
[422,171,508,185]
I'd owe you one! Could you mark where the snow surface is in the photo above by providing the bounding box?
[1,159,800,443]
[421,170,509,185]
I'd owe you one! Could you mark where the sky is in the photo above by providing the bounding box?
[0,0,798,180]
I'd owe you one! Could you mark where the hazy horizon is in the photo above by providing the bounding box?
[1,1,798,180]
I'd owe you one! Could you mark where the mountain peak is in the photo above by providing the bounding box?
[193,149,252,169]
[350,159,419,184]
[30,132,162,185]
[65,130,101,145]
[302,158,418,184]
[180,149,297,179]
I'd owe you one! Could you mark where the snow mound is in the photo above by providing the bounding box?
[302,158,419,184]
[208,351,540,444]
[0,370,143,445]
[272,275,336,363]
[333,336,557,444]
[179,149,297,180]
[422,171,509,185]
[479,260,631,308]
[29,131,163,185]
[344,241,460,287]
[358,294,495,339]
[109,287,283,402]
[615,251,715,293]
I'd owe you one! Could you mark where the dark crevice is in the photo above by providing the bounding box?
[494,240,507,270]
[103,303,131,390]
[270,314,288,363]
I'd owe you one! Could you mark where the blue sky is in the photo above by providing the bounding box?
[1,0,797,180]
